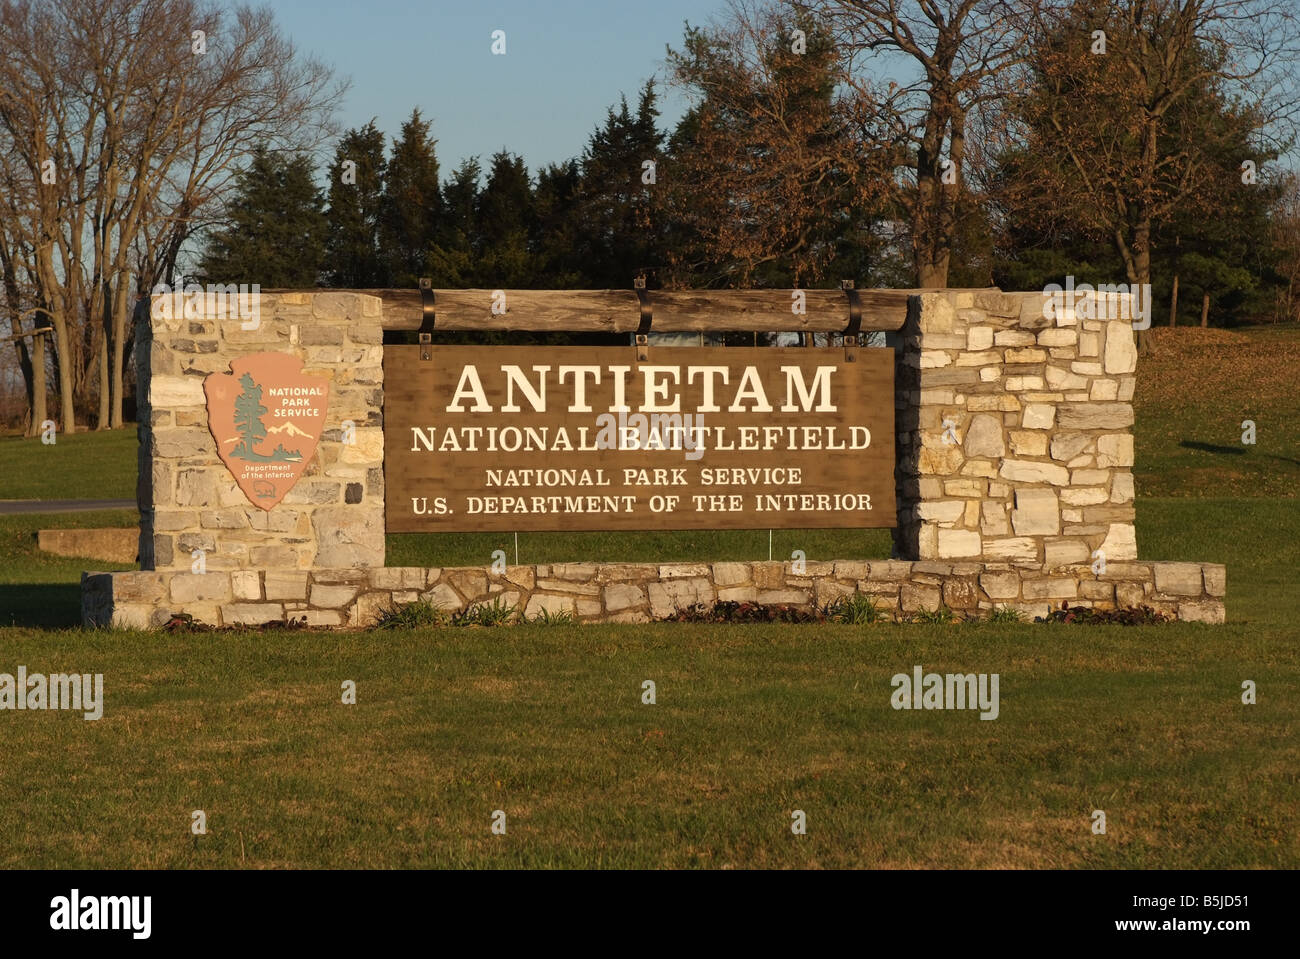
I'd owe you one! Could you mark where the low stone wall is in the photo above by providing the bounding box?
[82,559,1225,629]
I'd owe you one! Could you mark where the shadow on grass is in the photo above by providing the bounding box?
[0,583,84,629]
[1179,440,1246,456]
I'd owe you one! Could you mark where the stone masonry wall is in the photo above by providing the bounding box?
[82,286,1225,628]
[136,291,385,572]
[896,290,1137,567]
[83,558,1226,629]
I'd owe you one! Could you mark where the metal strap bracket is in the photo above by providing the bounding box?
[634,276,652,362]
[842,279,861,362]
[418,277,436,360]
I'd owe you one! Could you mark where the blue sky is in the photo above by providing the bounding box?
[262,0,722,178]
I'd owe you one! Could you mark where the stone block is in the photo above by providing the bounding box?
[310,584,360,607]
[1178,601,1225,624]
[1104,321,1137,374]
[1022,404,1056,429]
[604,583,647,612]
[422,582,465,612]
[303,610,344,627]
[221,603,285,626]
[170,572,231,603]
[1110,472,1135,504]
[937,529,981,558]
[231,570,261,601]
[312,506,384,568]
[980,571,1020,600]
[963,413,1004,458]
[1057,403,1133,430]
[1096,434,1135,467]
[648,577,715,617]
[984,537,1039,563]
[1099,523,1138,561]
[1060,487,1108,506]
[753,562,786,589]
[980,501,1009,536]
[1011,488,1059,535]
[1021,578,1078,600]
[1115,582,1145,608]
[369,567,427,590]
[264,570,309,601]
[1044,539,1090,567]
[919,500,966,523]
[659,564,711,579]
[446,569,489,602]
[1153,562,1203,597]
[712,562,750,587]
[1008,431,1047,456]
[942,578,979,609]
[1202,565,1226,597]
[900,583,941,612]
[718,586,758,603]
[506,566,537,590]
[999,459,1070,486]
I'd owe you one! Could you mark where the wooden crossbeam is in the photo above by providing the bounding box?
[332,288,927,333]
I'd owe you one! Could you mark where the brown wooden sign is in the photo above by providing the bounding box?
[384,345,895,532]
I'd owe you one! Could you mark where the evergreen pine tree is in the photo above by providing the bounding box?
[380,109,442,286]
[476,150,536,286]
[577,81,666,287]
[324,121,387,287]
[199,147,327,287]
[428,157,481,287]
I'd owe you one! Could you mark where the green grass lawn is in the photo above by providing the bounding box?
[1134,325,1300,498]
[0,494,1294,867]
[0,427,137,500]
[1,618,1293,869]
[0,325,1295,868]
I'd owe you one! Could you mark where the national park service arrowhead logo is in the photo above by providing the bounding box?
[204,353,329,510]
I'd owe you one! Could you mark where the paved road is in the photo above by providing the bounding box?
[0,499,135,515]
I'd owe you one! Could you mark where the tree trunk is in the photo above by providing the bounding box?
[52,318,76,434]
[95,324,110,430]
[109,281,131,428]
[1201,292,1210,328]
[1169,274,1178,326]
[30,331,47,436]
[1130,220,1154,355]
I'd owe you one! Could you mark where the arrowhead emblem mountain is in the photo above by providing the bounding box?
[203,353,330,510]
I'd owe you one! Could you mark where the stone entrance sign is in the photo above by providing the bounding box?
[80,288,1226,629]
[384,345,895,532]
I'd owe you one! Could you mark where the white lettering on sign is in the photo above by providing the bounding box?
[444,363,837,415]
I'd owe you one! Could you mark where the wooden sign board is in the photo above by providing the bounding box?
[384,346,895,532]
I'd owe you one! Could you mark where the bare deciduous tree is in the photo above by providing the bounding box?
[998,0,1300,350]
[665,0,896,288]
[803,0,1028,287]
[0,0,345,433]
